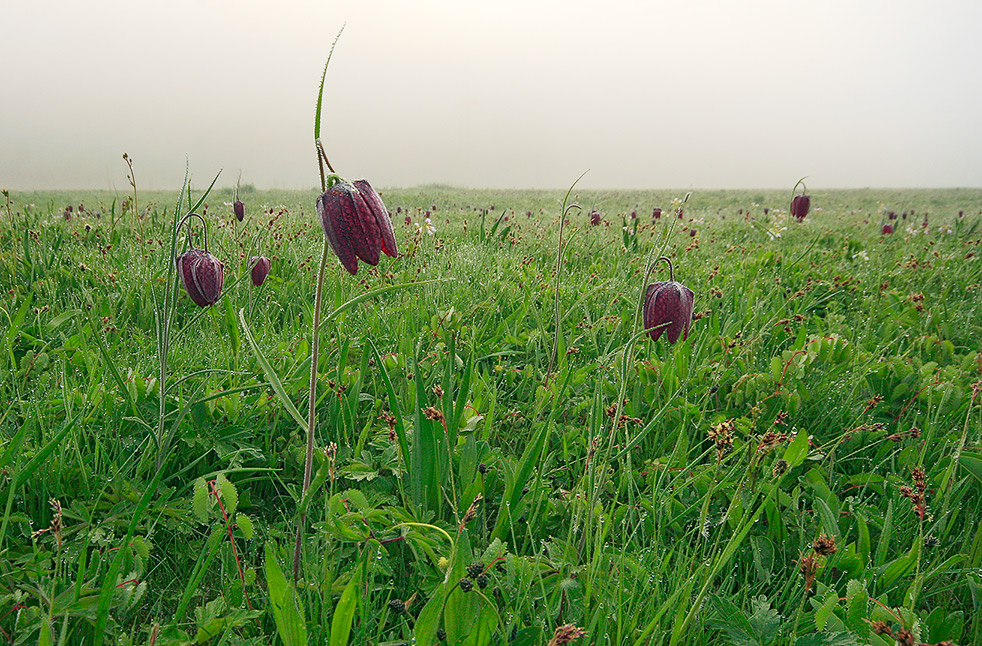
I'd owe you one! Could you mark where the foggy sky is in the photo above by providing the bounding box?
[3,0,981,191]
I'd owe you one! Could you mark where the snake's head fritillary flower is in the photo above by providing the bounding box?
[643,258,694,345]
[316,178,398,275]
[176,248,225,307]
[250,255,271,287]
[791,194,811,221]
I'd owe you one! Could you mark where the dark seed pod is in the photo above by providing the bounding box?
[791,194,811,221]
[316,178,398,274]
[250,255,271,287]
[643,257,694,345]
[233,200,245,221]
[176,249,225,307]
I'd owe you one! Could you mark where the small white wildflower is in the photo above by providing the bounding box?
[416,217,436,236]
[852,250,869,262]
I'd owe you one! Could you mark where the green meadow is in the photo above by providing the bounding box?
[1,184,980,645]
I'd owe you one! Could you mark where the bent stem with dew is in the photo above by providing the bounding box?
[548,170,587,375]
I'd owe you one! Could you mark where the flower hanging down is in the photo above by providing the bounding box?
[643,257,695,344]
[250,255,271,287]
[791,193,811,221]
[177,249,224,307]
[316,178,398,274]
[175,212,224,307]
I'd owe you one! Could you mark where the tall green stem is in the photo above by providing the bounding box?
[294,238,332,580]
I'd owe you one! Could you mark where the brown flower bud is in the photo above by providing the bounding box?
[249,255,271,287]
[176,249,224,307]
[233,200,245,221]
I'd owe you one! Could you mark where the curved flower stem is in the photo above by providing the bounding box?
[316,140,336,192]
[176,212,209,253]
[646,256,675,283]
[293,237,332,580]
[548,170,588,374]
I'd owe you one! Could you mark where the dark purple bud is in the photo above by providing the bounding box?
[763,207,769,215]
[233,200,245,221]
[791,194,810,221]
[689,229,697,237]
[643,265,694,345]
[888,211,897,220]
[316,179,397,275]
[881,223,894,235]
[250,255,271,287]
[652,207,662,220]
[590,210,602,226]
[176,249,225,307]
[405,215,412,226]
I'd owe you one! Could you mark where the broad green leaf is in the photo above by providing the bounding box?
[217,473,238,516]
[707,595,757,646]
[236,513,255,540]
[815,590,839,631]
[958,453,982,485]
[264,541,307,646]
[330,559,362,646]
[794,632,861,646]
[784,430,809,468]
[192,477,209,523]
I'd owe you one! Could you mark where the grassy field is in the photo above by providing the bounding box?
[1,184,981,645]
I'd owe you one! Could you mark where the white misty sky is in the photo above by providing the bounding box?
[2,0,980,190]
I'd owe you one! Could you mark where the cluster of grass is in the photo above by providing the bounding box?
[0,183,980,645]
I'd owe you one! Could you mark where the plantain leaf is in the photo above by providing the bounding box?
[264,541,307,646]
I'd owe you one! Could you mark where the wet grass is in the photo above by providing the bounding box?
[1,185,981,645]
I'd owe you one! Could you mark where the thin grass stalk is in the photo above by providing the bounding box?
[294,237,332,580]
[548,172,587,374]
[153,175,187,473]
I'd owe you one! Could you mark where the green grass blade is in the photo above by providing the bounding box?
[265,541,308,646]
[239,307,308,433]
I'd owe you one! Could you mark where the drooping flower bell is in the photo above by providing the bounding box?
[791,194,811,221]
[175,213,224,307]
[250,255,271,286]
[881,223,894,235]
[233,200,245,222]
[316,178,398,274]
[643,256,694,344]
